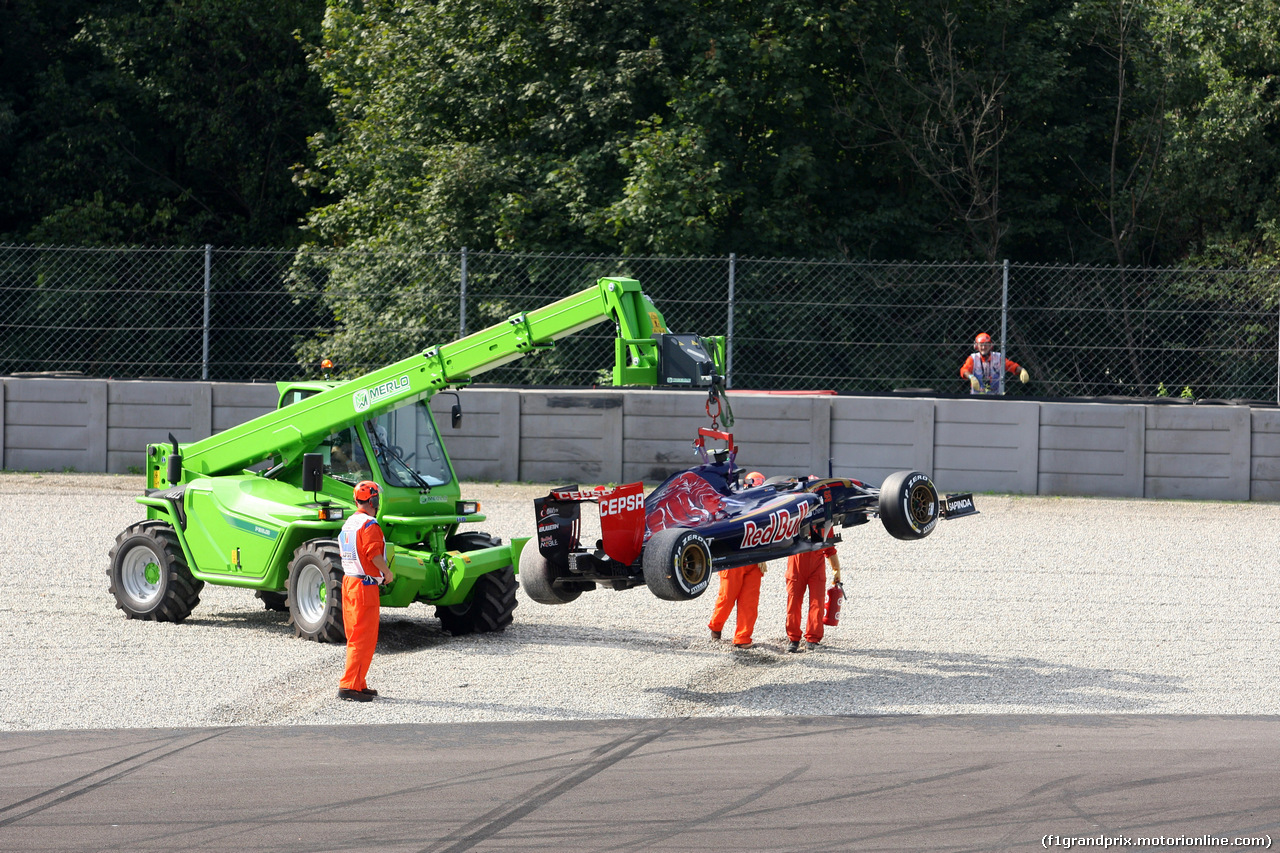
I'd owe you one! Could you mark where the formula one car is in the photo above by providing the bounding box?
[520,428,978,603]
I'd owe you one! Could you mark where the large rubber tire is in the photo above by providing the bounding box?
[878,470,941,541]
[518,540,584,605]
[434,532,519,635]
[255,590,289,612]
[642,528,712,601]
[107,520,203,623]
[286,539,345,643]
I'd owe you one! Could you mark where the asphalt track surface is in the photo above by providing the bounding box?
[4,716,1280,852]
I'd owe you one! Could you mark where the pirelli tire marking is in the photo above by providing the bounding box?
[642,528,713,601]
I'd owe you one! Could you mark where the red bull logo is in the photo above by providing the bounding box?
[741,502,811,548]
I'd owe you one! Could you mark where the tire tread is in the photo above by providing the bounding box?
[107,521,203,623]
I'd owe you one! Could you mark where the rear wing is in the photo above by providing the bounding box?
[534,482,646,568]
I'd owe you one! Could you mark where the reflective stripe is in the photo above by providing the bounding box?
[970,351,1005,394]
[338,512,380,577]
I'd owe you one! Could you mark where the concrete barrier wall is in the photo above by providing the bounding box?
[1038,402,1145,498]
[830,396,933,488]
[3,376,1277,501]
[1145,405,1251,501]
[428,389,520,482]
[5,379,108,474]
[1250,409,1280,501]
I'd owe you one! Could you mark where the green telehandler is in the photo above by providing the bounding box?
[107,277,727,642]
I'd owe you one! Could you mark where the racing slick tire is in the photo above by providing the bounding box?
[518,540,585,605]
[286,539,346,643]
[878,470,940,540]
[435,532,519,635]
[107,520,203,623]
[642,528,713,601]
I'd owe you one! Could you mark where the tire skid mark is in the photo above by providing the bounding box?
[1021,773,1087,800]
[1063,767,1228,800]
[729,761,1000,819]
[601,765,809,852]
[710,761,1023,848]
[0,728,229,828]
[112,736,668,852]
[988,774,1090,850]
[626,717,880,763]
[418,720,680,853]
[0,733,179,773]
[766,763,1224,849]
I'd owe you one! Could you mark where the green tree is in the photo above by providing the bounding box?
[302,0,676,254]
[0,0,330,246]
[299,1,885,370]
[847,5,1013,262]
[1152,0,1280,265]
[302,1,893,258]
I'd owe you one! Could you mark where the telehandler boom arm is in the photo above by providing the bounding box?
[164,277,724,480]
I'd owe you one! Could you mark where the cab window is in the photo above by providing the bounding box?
[314,426,372,484]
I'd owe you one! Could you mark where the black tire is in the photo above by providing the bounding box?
[286,539,345,643]
[642,528,712,601]
[107,520,204,623]
[518,540,584,605]
[255,590,289,612]
[434,532,519,635]
[878,470,940,540]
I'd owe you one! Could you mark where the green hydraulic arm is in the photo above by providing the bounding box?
[159,277,724,483]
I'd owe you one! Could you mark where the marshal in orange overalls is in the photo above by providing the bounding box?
[338,511,386,693]
[709,563,765,645]
[785,546,837,646]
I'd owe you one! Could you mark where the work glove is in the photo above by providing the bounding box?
[1019,368,1029,383]
[969,374,981,392]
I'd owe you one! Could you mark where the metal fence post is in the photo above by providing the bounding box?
[1000,259,1009,396]
[459,246,468,338]
[203,244,212,381]
[726,253,736,388]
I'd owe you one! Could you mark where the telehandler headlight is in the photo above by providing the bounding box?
[456,501,480,515]
[318,506,345,521]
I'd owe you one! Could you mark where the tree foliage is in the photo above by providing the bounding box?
[0,0,330,246]
[3,0,1279,268]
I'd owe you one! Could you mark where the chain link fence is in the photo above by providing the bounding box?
[2,243,1277,401]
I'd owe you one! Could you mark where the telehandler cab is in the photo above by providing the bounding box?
[108,278,726,642]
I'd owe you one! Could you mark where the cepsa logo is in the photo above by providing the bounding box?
[353,375,410,413]
[741,501,812,548]
[551,490,597,502]
[600,491,644,517]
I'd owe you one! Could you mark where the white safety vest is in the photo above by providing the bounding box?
[338,511,379,577]
[970,351,1006,394]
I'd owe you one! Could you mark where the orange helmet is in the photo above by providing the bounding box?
[744,471,765,488]
[975,332,992,344]
[353,480,380,505]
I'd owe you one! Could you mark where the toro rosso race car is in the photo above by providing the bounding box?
[519,428,979,603]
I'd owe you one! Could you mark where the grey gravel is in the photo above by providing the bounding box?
[3,472,1278,731]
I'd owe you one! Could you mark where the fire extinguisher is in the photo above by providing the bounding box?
[823,582,845,627]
